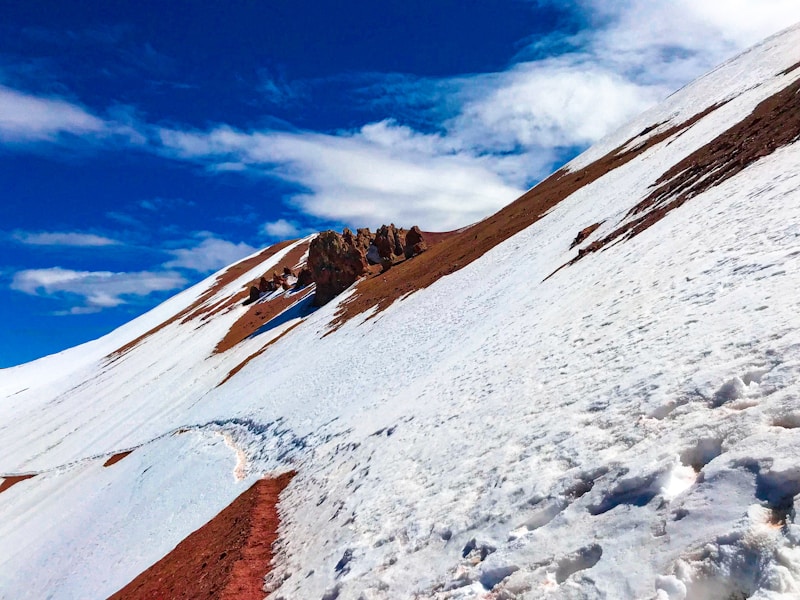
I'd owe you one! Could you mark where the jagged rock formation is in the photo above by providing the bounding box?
[296,268,313,288]
[307,225,427,305]
[243,286,260,306]
[308,229,370,306]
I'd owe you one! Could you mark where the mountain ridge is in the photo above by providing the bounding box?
[3,22,800,600]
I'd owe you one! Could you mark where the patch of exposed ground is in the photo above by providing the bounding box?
[0,474,35,495]
[103,451,133,467]
[106,241,297,362]
[218,322,304,387]
[214,242,311,354]
[108,472,295,600]
[571,75,800,266]
[328,102,726,329]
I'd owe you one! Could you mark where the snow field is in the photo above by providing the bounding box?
[3,25,800,600]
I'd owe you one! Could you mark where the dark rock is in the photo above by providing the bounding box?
[308,230,369,306]
[404,226,427,258]
[296,267,314,288]
[243,285,261,306]
[373,224,407,265]
[570,223,602,249]
[283,266,294,277]
[258,277,271,293]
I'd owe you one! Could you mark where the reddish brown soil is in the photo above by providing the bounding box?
[328,103,726,329]
[103,451,133,467]
[572,75,800,264]
[570,222,603,249]
[218,322,304,387]
[0,474,35,495]
[214,242,311,354]
[106,242,297,361]
[108,472,295,600]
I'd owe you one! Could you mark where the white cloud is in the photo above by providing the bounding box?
[4,2,800,233]
[13,231,121,247]
[163,236,257,273]
[262,219,302,239]
[0,85,106,142]
[159,122,527,231]
[10,267,186,310]
[0,85,146,145]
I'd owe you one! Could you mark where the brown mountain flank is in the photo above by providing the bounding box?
[327,101,728,330]
[108,472,295,600]
[570,74,800,266]
[214,241,311,354]
[0,474,36,495]
[106,241,297,361]
[103,451,134,467]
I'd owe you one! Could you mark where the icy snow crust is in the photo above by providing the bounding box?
[3,24,800,600]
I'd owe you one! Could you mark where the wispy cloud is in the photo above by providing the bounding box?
[261,218,302,239]
[158,122,526,231]
[0,85,107,142]
[10,267,186,311]
[12,231,122,247]
[0,84,145,145]
[163,234,256,273]
[3,1,799,233]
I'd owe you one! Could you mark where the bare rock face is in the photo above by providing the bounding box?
[258,277,271,293]
[373,224,407,266]
[296,267,314,288]
[372,224,427,269]
[308,230,370,306]
[404,225,427,258]
[243,285,261,306]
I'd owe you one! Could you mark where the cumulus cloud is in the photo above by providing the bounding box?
[11,267,186,310]
[12,231,121,247]
[163,236,257,273]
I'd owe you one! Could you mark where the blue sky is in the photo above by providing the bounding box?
[2,0,798,367]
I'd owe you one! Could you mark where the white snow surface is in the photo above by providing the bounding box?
[4,24,800,600]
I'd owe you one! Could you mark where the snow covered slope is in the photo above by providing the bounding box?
[4,23,800,600]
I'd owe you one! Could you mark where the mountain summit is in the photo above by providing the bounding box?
[4,23,800,600]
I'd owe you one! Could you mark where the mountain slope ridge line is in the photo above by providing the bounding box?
[328,100,729,329]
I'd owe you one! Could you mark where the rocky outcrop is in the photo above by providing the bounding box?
[296,268,314,288]
[241,225,428,307]
[308,229,370,306]
[570,223,602,249]
[404,225,427,258]
[372,224,427,270]
[243,285,261,306]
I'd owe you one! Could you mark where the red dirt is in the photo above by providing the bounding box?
[106,241,297,362]
[103,451,133,467]
[214,241,311,354]
[218,322,304,387]
[0,474,35,495]
[327,103,726,330]
[571,75,800,265]
[108,472,295,600]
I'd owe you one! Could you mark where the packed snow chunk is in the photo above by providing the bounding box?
[662,463,698,502]
[553,544,603,584]
[655,575,687,600]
